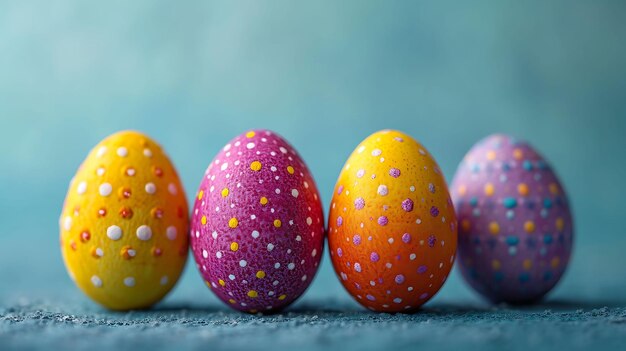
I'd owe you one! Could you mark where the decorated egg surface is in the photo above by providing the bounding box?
[60,131,189,310]
[328,130,457,312]
[450,134,573,303]
[190,130,324,313]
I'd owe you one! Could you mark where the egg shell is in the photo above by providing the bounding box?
[190,130,324,313]
[450,134,573,303]
[328,130,457,312]
[60,131,189,310]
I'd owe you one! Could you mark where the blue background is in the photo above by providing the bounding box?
[0,2,625,348]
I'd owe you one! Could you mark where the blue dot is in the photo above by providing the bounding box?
[543,198,553,209]
[503,197,517,209]
[543,271,553,281]
[506,210,515,220]
[471,164,480,173]
[523,160,533,171]
[508,246,518,256]
[494,272,504,282]
[502,162,511,172]
[506,236,519,246]
[519,273,530,283]
[469,197,478,207]
[543,234,553,244]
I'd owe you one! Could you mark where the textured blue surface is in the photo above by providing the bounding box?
[1,1,626,350]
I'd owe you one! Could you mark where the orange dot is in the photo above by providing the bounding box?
[549,183,560,195]
[228,217,239,228]
[517,183,529,196]
[287,166,295,174]
[201,216,207,225]
[273,219,282,228]
[556,218,565,231]
[492,260,501,270]
[484,183,495,197]
[513,148,523,160]
[228,298,236,304]
[457,185,467,196]
[489,221,500,235]
[260,197,268,205]
[486,150,496,161]
[523,259,532,270]
[461,219,472,232]
[524,220,535,233]
[250,161,262,171]
[551,257,560,268]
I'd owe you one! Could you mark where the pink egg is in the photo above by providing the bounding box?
[190,130,325,313]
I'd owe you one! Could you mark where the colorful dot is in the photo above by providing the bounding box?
[484,183,495,196]
[246,131,256,138]
[278,294,287,300]
[250,161,262,171]
[517,183,529,196]
[377,216,388,226]
[489,221,500,235]
[524,221,535,233]
[248,290,258,298]
[228,217,239,228]
[389,168,401,178]
[197,190,204,200]
[221,188,229,197]
[260,196,268,205]
[287,166,295,174]
[230,242,239,251]
[355,197,365,210]
[201,216,207,225]
[256,271,266,279]
[402,199,414,212]
[273,219,282,228]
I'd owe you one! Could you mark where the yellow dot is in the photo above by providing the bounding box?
[228,217,239,228]
[461,219,471,232]
[556,218,565,231]
[228,298,236,304]
[492,259,501,270]
[549,183,560,195]
[205,280,211,288]
[489,221,500,235]
[278,294,287,300]
[484,183,495,197]
[551,257,560,268]
[486,150,496,161]
[287,166,295,174]
[273,219,282,228]
[523,259,532,270]
[513,148,523,160]
[524,220,535,233]
[249,309,258,314]
[260,197,268,205]
[197,190,204,200]
[458,185,467,196]
[517,183,529,196]
[218,279,225,286]
[250,161,262,171]
[256,270,266,279]
[246,131,256,138]
[201,216,207,225]
[230,242,239,251]
[248,290,258,298]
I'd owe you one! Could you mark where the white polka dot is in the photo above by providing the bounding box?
[160,276,169,285]
[99,183,112,196]
[279,147,288,154]
[306,217,313,226]
[377,185,388,196]
[143,148,152,157]
[223,144,232,151]
[124,277,135,287]
[371,149,382,156]
[393,298,402,303]
[202,250,208,258]
[251,230,260,239]
[91,275,102,287]
[63,216,72,231]
[410,186,416,192]
[357,145,365,153]
[288,263,295,270]
[274,263,280,269]
[168,183,178,195]
[106,225,122,240]
[96,146,107,158]
[212,231,218,239]
[271,166,277,172]
[136,225,152,241]
[410,253,416,260]
[166,226,177,240]
[246,142,255,149]
[216,251,223,259]
[96,167,105,176]
[267,243,275,251]
[117,147,128,157]
[95,248,104,257]
[312,249,317,257]
[239,260,247,267]
[301,275,307,281]
[145,182,156,194]
[221,163,228,171]
[291,189,299,198]
[76,181,87,195]
[228,274,235,280]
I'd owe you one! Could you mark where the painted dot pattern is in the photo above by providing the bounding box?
[328,130,457,312]
[59,131,189,310]
[190,130,324,313]
[450,134,573,303]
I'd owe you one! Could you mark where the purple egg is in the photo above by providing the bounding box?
[190,130,325,313]
[451,134,573,303]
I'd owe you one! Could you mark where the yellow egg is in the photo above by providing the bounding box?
[59,131,188,310]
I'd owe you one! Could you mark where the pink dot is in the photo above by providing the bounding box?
[377,216,388,226]
[389,168,401,178]
[370,252,380,262]
[395,274,405,284]
[402,199,414,212]
[355,197,365,210]
[337,216,343,226]
[402,233,411,243]
[353,234,361,245]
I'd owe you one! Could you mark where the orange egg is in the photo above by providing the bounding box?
[328,130,457,312]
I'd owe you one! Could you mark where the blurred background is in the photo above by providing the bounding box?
[1,0,625,308]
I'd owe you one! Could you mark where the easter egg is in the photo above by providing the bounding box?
[450,134,573,303]
[60,131,189,310]
[328,130,457,312]
[190,130,324,313]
